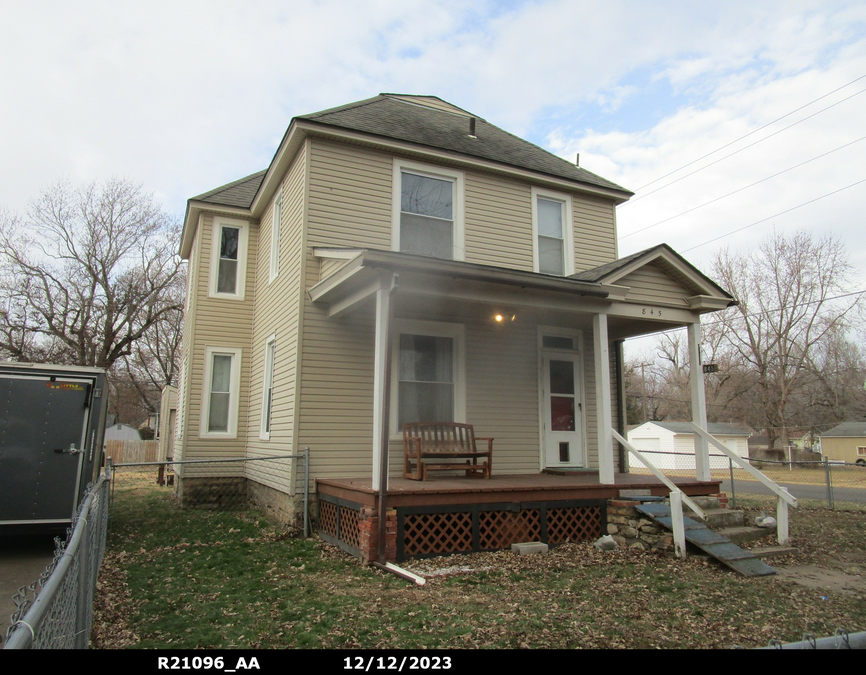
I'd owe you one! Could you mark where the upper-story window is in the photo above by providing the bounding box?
[532,187,574,276]
[269,192,282,283]
[209,217,249,300]
[392,160,464,261]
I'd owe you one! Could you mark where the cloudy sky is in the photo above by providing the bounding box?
[1,0,864,352]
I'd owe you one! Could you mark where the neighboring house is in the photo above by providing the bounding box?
[627,421,751,471]
[818,422,866,465]
[174,93,737,561]
[104,423,141,443]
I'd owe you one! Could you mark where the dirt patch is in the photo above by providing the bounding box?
[773,564,866,594]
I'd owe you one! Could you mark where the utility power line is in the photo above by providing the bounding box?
[619,135,866,240]
[620,86,866,207]
[622,73,866,199]
[681,179,866,252]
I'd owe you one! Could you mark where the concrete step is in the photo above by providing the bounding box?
[689,507,745,529]
[716,525,775,545]
[752,545,798,559]
[687,495,723,511]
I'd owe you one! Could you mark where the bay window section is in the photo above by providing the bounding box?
[209,217,249,300]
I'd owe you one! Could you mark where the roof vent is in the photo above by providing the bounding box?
[468,117,477,138]
[575,153,580,166]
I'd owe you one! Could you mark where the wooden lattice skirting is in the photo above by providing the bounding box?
[317,494,362,557]
[397,499,606,561]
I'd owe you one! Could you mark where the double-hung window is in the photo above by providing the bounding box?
[269,193,282,283]
[201,346,242,437]
[209,217,249,299]
[393,160,463,261]
[532,188,574,276]
[391,320,465,433]
[260,335,276,439]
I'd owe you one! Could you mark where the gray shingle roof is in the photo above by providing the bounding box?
[820,422,866,438]
[297,95,631,194]
[190,94,631,212]
[192,170,266,208]
[643,421,751,436]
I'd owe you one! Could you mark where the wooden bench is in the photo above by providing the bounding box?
[402,422,493,481]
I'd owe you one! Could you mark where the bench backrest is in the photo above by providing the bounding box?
[402,422,477,454]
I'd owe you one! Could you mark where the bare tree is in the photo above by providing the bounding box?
[709,230,862,448]
[0,178,183,374]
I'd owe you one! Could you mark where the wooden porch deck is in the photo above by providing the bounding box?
[316,472,723,562]
[317,471,722,508]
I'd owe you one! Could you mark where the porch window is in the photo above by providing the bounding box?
[391,320,465,433]
[209,217,249,300]
[201,346,242,437]
[393,160,464,261]
[532,187,574,276]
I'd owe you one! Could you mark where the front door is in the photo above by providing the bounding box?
[541,353,584,468]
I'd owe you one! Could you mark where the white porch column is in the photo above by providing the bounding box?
[688,321,711,482]
[371,273,396,491]
[593,313,615,484]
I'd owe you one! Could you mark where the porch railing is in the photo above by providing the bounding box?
[612,429,707,521]
[689,423,797,546]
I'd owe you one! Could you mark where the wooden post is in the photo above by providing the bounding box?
[593,313,615,484]
[670,490,687,559]
[688,322,710,482]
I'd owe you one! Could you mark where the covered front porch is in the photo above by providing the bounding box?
[307,245,735,561]
[317,472,723,561]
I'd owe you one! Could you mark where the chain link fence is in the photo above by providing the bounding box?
[4,470,111,649]
[4,452,309,649]
[629,450,866,509]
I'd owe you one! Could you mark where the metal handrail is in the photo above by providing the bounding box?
[612,429,707,521]
[689,423,798,507]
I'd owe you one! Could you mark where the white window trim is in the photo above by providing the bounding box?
[389,319,466,438]
[259,334,276,440]
[208,217,250,300]
[200,346,242,439]
[531,187,574,276]
[392,159,464,262]
[269,191,282,284]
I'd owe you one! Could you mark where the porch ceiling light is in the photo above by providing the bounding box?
[493,313,516,323]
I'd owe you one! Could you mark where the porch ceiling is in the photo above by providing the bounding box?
[309,248,711,338]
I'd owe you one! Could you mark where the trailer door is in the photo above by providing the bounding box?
[0,375,91,525]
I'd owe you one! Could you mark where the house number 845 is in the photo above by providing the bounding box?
[642,308,662,317]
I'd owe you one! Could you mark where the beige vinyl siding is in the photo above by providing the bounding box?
[464,172,533,270]
[307,139,392,249]
[181,213,257,468]
[320,257,352,281]
[244,143,307,494]
[574,197,617,272]
[175,228,200,462]
[619,262,691,307]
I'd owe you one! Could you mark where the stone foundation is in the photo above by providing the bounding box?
[247,479,315,529]
[174,476,248,509]
[605,493,728,551]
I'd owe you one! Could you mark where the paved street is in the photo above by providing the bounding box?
[719,478,866,506]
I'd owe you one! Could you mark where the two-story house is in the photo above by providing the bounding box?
[175,94,736,562]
